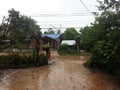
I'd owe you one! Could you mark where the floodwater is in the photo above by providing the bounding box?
[0,53,120,90]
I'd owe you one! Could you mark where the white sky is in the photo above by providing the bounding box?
[0,0,99,33]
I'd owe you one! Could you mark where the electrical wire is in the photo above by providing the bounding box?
[79,0,94,16]
[0,11,100,18]
[39,27,82,29]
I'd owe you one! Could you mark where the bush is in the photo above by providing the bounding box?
[0,53,48,69]
[58,44,69,55]
[58,44,77,55]
[38,53,48,66]
[84,41,120,74]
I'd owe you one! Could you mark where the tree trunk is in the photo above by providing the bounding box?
[33,36,40,66]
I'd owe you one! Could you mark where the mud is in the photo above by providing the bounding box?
[0,53,119,90]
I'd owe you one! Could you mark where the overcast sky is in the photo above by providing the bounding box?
[0,0,99,33]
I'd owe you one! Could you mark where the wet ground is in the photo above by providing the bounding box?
[0,52,120,90]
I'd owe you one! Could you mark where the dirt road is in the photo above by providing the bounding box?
[0,54,119,90]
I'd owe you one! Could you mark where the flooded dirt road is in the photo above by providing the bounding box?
[0,53,120,90]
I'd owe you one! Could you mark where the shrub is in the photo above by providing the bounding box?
[38,53,48,66]
[58,44,77,55]
[58,44,70,55]
[84,41,120,74]
[0,53,48,69]
[58,44,78,55]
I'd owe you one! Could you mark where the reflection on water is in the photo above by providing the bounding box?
[0,66,51,90]
[0,58,119,90]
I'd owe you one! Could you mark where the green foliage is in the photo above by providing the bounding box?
[75,35,80,45]
[85,41,120,73]
[58,44,69,55]
[57,30,61,34]
[39,53,48,65]
[42,44,50,52]
[80,26,100,51]
[75,35,81,53]
[0,8,40,50]
[98,0,120,12]
[58,44,77,55]
[85,12,120,73]
[0,53,48,69]
[62,28,79,40]
[84,1,120,74]
[44,28,55,34]
[43,44,50,48]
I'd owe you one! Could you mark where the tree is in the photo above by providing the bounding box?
[0,16,12,50]
[31,32,42,66]
[0,9,40,50]
[84,0,120,74]
[44,28,55,34]
[98,0,120,12]
[79,25,101,51]
[0,9,41,66]
[62,28,79,40]
[75,35,80,53]
[57,30,61,34]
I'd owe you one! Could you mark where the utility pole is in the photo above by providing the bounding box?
[59,24,61,34]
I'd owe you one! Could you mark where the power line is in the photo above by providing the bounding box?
[29,13,93,17]
[79,0,91,12]
[40,27,82,29]
[79,0,94,15]
[37,20,89,23]
[0,12,98,18]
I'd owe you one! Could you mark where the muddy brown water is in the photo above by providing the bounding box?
[0,54,119,90]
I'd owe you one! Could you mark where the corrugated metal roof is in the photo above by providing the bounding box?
[61,40,76,45]
[41,34,61,39]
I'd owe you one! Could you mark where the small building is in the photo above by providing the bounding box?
[61,40,77,51]
[61,40,76,46]
[41,34,62,50]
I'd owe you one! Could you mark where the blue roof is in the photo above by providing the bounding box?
[41,34,61,39]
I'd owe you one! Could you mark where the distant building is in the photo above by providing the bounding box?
[41,34,62,50]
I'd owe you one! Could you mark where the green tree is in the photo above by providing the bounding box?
[98,0,120,12]
[57,30,61,34]
[62,28,79,40]
[75,35,81,53]
[44,28,55,34]
[0,16,12,50]
[80,26,100,51]
[0,9,41,66]
[84,0,120,74]
[0,9,40,49]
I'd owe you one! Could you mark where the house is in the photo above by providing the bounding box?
[41,34,62,50]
